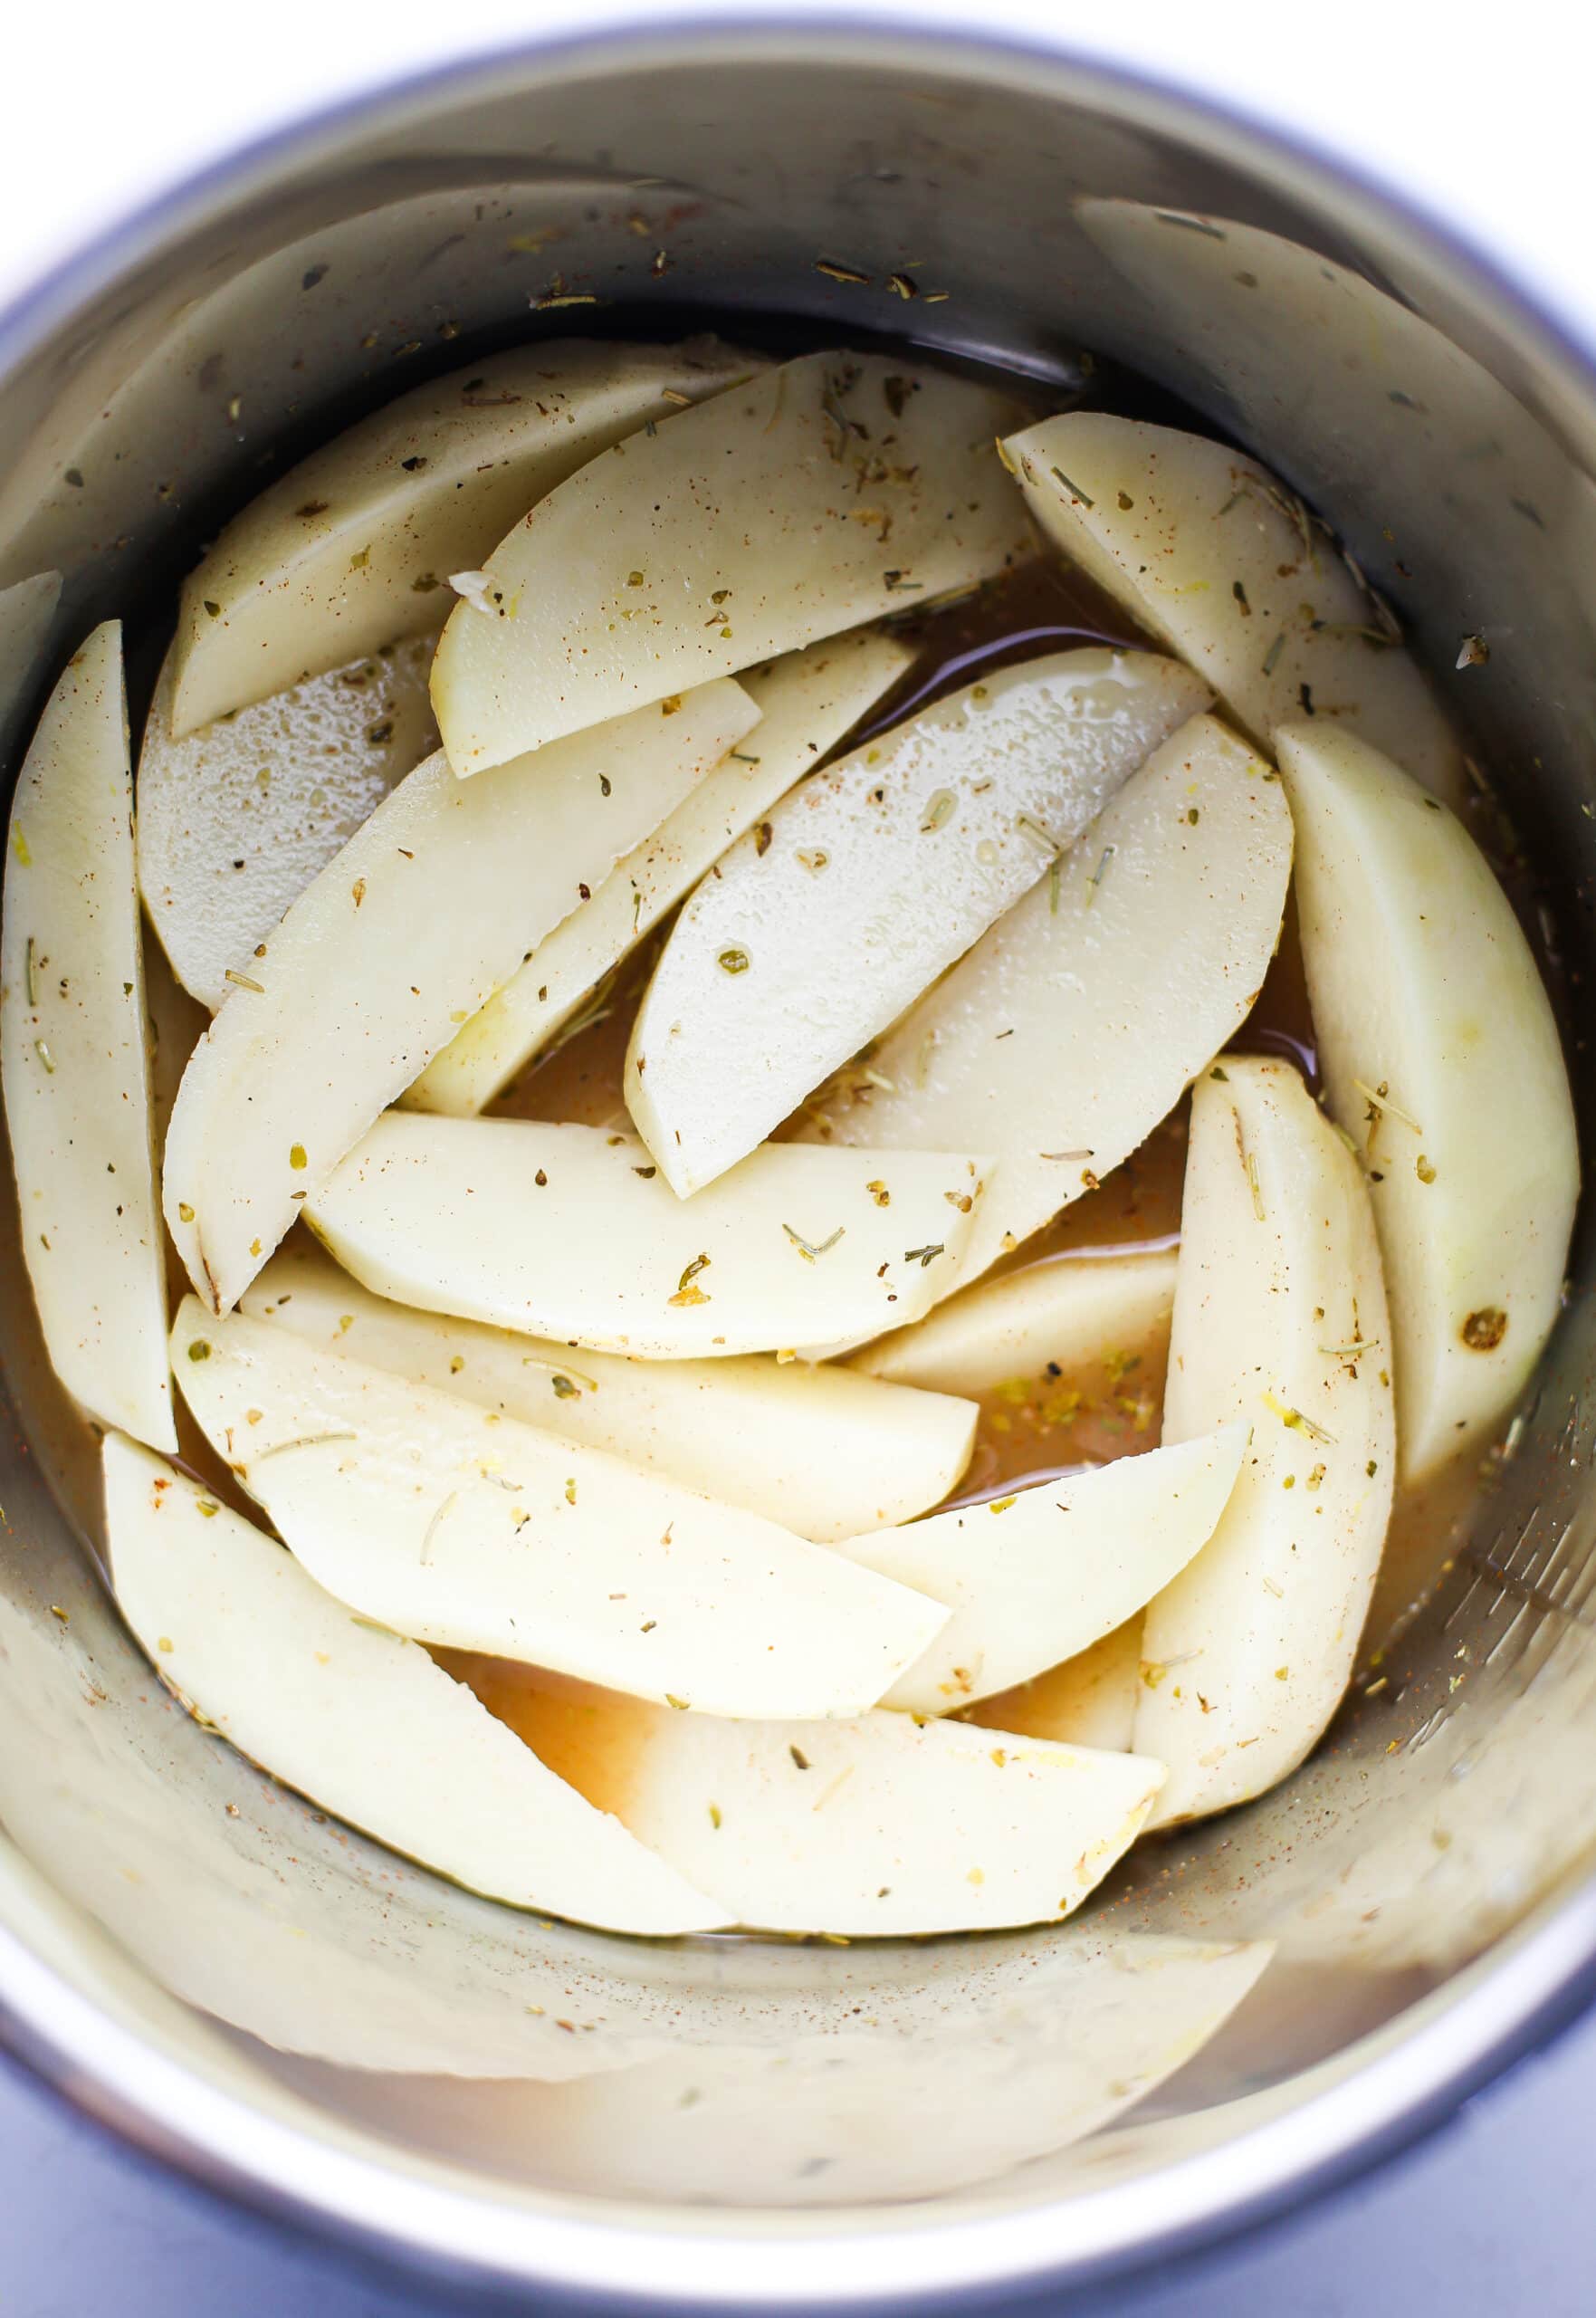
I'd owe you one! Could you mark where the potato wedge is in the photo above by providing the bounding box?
[834,1425,1245,1712]
[138,637,440,1010]
[102,1431,727,1933]
[851,1247,1178,1394]
[1,623,174,1448]
[801,714,1292,1285]
[162,680,757,1313]
[170,338,756,735]
[1003,413,1464,805]
[1135,1058,1394,1824]
[410,627,912,1116]
[969,1618,1142,1753]
[430,350,1035,771]
[244,1243,976,1542]
[136,635,435,1006]
[627,649,1204,1194]
[170,1298,947,1719]
[1276,723,1578,1481]
[483,1670,1165,1936]
[306,1116,990,1357]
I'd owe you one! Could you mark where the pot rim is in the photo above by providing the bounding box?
[3,13,1595,2305]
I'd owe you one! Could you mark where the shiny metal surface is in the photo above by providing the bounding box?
[1,19,1595,2307]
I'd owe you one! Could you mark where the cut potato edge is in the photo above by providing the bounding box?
[1,620,175,1448]
[102,1431,730,1933]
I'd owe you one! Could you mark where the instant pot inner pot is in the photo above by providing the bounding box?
[2,32,1595,2251]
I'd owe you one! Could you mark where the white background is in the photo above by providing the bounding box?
[3,3,1594,2312]
[0,0,1591,334]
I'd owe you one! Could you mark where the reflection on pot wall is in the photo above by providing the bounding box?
[1075,201,1596,860]
[0,39,1594,2259]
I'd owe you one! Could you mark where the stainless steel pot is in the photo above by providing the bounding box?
[3,20,1595,2307]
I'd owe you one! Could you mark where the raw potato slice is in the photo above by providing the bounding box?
[170,337,757,734]
[102,1432,727,1933]
[851,1247,1179,1394]
[138,637,439,1010]
[1135,1058,1395,1824]
[628,648,1203,1194]
[431,350,1035,771]
[802,714,1293,1285]
[1,623,175,1449]
[969,1618,1142,1753]
[833,1426,1245,1712]
[1003,412,1465,806]
[411,627,912,1116]
[170,1298,947,1719]
[1276,723,1578,1481]
[306,1115,990,1357]
[244,1243,977,1542]
[162,679,758,1313]
[483,1670,1166,1936]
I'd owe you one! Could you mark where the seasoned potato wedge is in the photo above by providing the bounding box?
[306,1116,990,1357]
[628,649,1204,1194]
[139,636,439,1010]
[104,1431,726,1932]
[1135,1058,1394,1824]
[430,351,1035,771]
[410,627,911,1116]
[163,681,757,1312]
[834,1425,1245,1712]
[171,338,756,733]
[170,1298,948,1719]
[1,623,174,1448]
[1003,413,1465,805]
[851,1247,1178,1394]
[1277,722,1578,1480]
[802,714,1292,1286]
[479,1668,1166,1936]
[244,1244,976,1542]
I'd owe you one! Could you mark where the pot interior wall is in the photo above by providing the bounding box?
[2,26,1595,2266]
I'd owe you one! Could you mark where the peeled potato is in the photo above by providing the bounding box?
[1276,722,1578,1481]
[306,1115,991,1357]
[138,636,439,1010]
[103,1431,726,1933]
[162,680,757,1313]
[483,1668,1166,1937]
[430,350,1035,772]
[1003,412,1465,806]
[801,713,1292,1286]
[833,1425,1246,1712]
[410,626,912,1116]
[969,1618,1143,1753]
[170,337,757,734]
[1135,1058,1395,1825]
[170,1298,947,1720]
[851,1247,1178,1394]
[627,648,1203,1195]
[244,1244,976,1543]
[1,623,174,1449]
